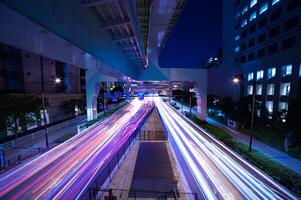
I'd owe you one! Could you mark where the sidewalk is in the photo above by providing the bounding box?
[171,100,301,175]
[206,117,301,175]
[1,102,126,170]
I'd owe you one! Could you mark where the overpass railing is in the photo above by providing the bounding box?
[79,107,154,200]
[93,188,198,200]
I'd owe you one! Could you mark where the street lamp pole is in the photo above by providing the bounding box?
[249,81,256,152]
[40,57,49,150]
[233,77,255,152]
[41,91,49,150]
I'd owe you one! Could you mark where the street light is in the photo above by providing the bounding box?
[41,77,61,150]
[233,77,255,152]
[55,78,62,84]
[233,77,239,84]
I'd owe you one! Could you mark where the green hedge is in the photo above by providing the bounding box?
[188,114,301,195]
[55,132,76,144]
[85,102,128,127]
[56,102,129,144]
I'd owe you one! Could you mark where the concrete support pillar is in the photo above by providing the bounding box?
[193,79,207,121]
[85,70,117,121]
[124,82,131,102]
[86,70,100,121]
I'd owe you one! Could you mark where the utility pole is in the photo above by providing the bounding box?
[40,56,49,150]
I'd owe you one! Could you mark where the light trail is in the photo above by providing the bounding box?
[155,98,297,200]
[0,98,154,199]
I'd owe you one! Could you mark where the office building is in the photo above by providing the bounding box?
[0,42,86,124]
[208,0,301,118]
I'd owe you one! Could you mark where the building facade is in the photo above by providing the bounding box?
[208,0,301,118]
[0,42,86,125]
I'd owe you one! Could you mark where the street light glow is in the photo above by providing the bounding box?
[55,78,61,84]
[233,78,239,83]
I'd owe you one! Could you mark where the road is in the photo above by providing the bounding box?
[2,102,127,168]
[0,98,153,199]
[155,99,298,200]
[206,117,301,175]
[172,100,301,176]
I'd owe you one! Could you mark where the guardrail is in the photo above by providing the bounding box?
[1,115,86,151]
[94,188,198,200]
[139,130,167,141]
[80,107,154,200]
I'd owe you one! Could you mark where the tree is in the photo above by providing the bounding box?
[0,93,10,138]
[60,98,85,116]
[207,95,221,109]
[285,99,301,152]
[234,96,250,128]
[258,105,269,128]
[0,93,47,138]
[98,86,106,111]
[221,96,234,120]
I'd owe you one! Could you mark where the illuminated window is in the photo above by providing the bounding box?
[267,67,276,78]
[256,70,264,80]
[279,102,288,111]
[272,0,280,6]
[248,72,254,81]
[250,12,257,21]
[259,3,268,14]
[282,64,292,77]
[242,6,248,15]
[242,19,248,27]
[267,84,275,95]
[299,64,301,77]
[250,0,257,8]
[256,84,262,95]
[266,101,274,114]
[157,31,165,47]
[280,83,290,96]
[235,46,240,52]
[248,85,253,95]
[235,35,240,41]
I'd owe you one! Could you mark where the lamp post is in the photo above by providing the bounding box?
[249,81,256,152]
[40,78,61,150]
[233,77,255,152]
[40,56,61,149]
[189,88,195,117]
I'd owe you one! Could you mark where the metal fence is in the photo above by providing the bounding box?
[0,147,43,170]
[94,188,198,200]
[1,115,86,151]
[79,129,139,200]
[80,108,155,200]
[139,130,167,141]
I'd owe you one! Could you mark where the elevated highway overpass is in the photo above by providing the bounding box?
[0,0,207,122]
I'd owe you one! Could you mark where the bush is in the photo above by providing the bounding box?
[187,114,301,195]
[55,132,76,143]
[85,102,128,128]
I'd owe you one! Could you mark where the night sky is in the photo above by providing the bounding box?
[159,0,222,68]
